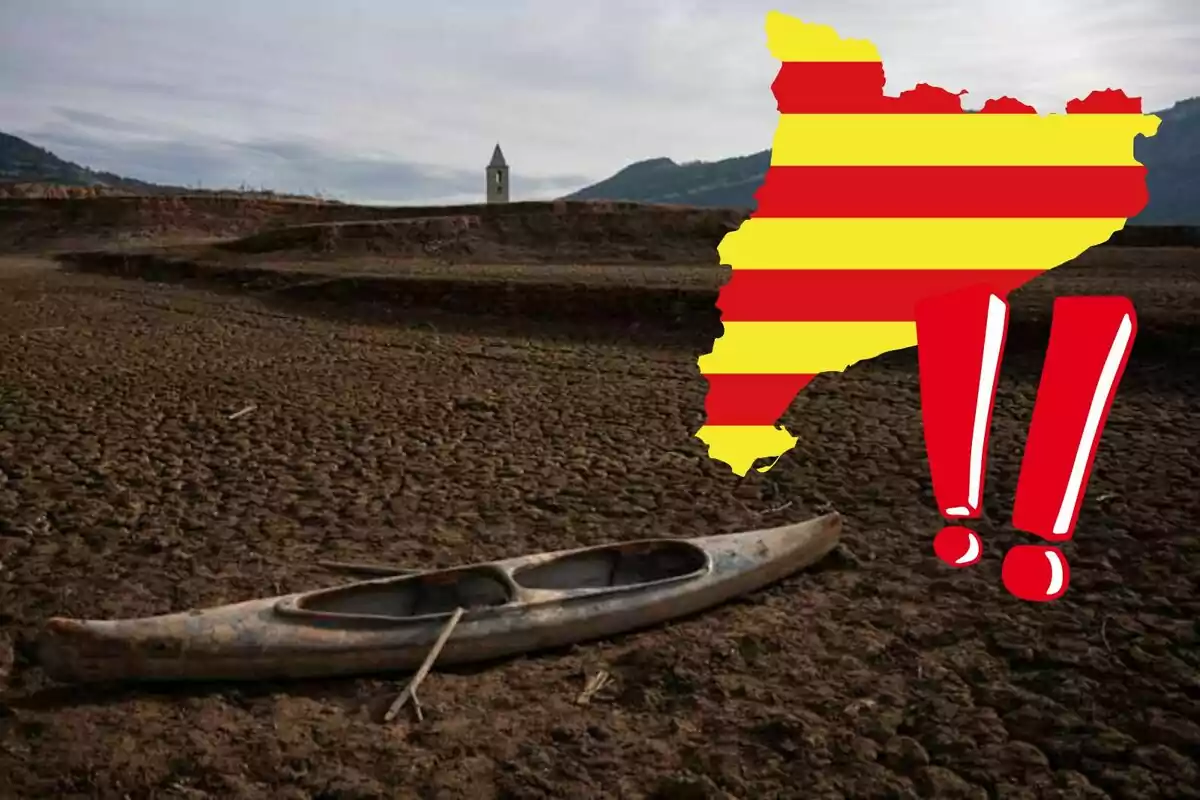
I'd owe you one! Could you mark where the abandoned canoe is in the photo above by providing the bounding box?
[37,512,841,684]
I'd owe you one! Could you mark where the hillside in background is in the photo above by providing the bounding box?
[0,132,333,202]
[567,98,1200,224]
[0,132,182,195]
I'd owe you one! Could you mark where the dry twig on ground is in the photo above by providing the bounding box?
[759,500,794,516]
[575,670,611,705]
[227,404,257,421]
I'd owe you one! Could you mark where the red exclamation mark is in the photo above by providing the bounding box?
[915,286,1011,568]
[1003,296,1137,601]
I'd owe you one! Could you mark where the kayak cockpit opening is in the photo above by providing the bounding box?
[511,539,709,591]
[294,566,513,618]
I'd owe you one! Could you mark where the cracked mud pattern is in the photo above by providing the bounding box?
[0,253,1197,799]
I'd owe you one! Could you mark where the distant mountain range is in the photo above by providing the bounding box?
[0,132,184,196]
[567,97,1200,225]
[0,132,330,201]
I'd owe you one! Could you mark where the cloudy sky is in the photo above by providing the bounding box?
[2,0,1196,205]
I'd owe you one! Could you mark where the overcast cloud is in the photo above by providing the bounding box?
[1,0,1196,204]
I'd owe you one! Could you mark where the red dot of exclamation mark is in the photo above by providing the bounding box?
[1004,296,1137,602]
[916,286,1011,569]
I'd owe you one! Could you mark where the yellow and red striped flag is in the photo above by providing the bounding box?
[696,11,1159,476]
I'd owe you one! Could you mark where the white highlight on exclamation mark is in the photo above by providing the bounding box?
[1044,549,1066,595]
[955,531,982,564]
[1051,313,1133,535]
[945,294,1008,518]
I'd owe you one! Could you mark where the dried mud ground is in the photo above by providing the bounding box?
[0,252,1198,800]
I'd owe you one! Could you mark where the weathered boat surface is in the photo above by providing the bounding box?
[37,512,841,684]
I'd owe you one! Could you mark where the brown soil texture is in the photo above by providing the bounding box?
[0,197,744,261]
[1,249,1198,799]
[55,247,1200,358]
[3,193,1195,262]
[215,206,742,265]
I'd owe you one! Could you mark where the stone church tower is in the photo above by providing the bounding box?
[486,143,509,204]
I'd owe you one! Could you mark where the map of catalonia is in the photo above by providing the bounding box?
[695,11,1160,477]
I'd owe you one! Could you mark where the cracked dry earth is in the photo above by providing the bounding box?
[0,253,1197,799]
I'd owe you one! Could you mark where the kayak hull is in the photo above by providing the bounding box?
[37,512,841,683]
